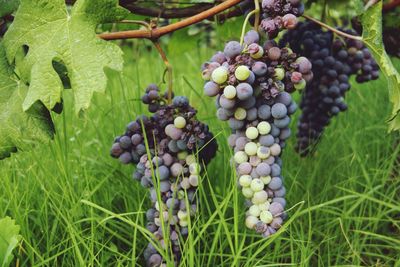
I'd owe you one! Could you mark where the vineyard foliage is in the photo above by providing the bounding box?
[0,1,398,156]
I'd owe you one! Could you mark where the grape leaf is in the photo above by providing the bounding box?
[0,0,20,17]
[3,0,129,114]
[0,217,21,267]
[0,42,54,159]
[362,2,400,132]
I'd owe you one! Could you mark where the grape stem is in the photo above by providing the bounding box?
[302,14,363,41]
[253,0,260,31]
[98,0,243,40]
[239,10,256,46]
[118,20,152,29]
[153,41,173,104]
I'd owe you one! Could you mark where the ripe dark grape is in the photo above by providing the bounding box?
[280,22,379,156]
[202,30,311,237]
[111,87,217,266]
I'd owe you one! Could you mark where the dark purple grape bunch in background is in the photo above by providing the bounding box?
[201,30,312,237]
[111,86,217,266]
[280,22,379,156]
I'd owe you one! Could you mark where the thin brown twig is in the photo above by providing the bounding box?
[99,0,243,40]
[302,14,363,41]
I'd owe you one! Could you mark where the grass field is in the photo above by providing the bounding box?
[1,23,400,266]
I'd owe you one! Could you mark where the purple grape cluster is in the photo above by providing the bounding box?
[201,30,312,237]
[111,86,217,266]
[260,0,305,38]
[280,22,379,156]
[240,0,305,38]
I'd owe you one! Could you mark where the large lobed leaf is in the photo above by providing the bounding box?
[362,2,400,132]
[3,0,129,114]
[0,217,21,267]
[0,42,54,159]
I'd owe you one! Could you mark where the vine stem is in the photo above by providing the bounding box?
[240,10,256,46]
[302,14,363,41]
[253,0,260,31]
[99,0,243,40]
[119,20,151,29]
[153,41,173,104]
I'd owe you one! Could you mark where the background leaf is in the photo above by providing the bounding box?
[0,42,54,159]
[0,0,20,17]
[3,0,129,114]
[362,1,400,131]
[0,217,21,267]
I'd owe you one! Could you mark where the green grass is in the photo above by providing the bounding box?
[1,24,400,266]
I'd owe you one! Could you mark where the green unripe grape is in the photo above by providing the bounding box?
[257,121,271,135]
[242,187,254,198]
[286,47,293,55]
[155,201,166,211]
[234,108,247,120]
[178,151,188,160]
[189,175,199,187]
[212,66,228,84]
[234,151,248,164]
[252,190,268,204]
[274,68,285,80]
[260,210,273,224]
[239,175,252,187]
[250,178,264,192]
[257,146,270,159]
[260,175,272,184]
[251,46,264,59]
[245,215,259,229]
[245,142,258,156]
[174,116,186,129]
[235,65,251,81]
[178,190,185,199]
[180,177,190,189]
[179,220,189,227]
[249,205,261,217]
[189,163,200,174]
[224,85,237,99]
[185,154,196,165]
[294,78,306,90]
[258,202,270,211]
[246,127,259,139]
[177,210,188,220]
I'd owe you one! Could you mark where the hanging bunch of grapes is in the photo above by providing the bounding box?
[280,22,380,156]
[201,29,312,237]
[110,85,217,266]
[240,0,305,38]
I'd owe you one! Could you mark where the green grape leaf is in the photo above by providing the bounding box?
[362,2,400,132]
[3,0,129,114]
[0,217,21,267]
[0,0,20,17]
[0,42,54,159]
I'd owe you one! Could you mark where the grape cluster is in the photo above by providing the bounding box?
[201,30,311,236]
[280,22,379,156]
[240,0,305,38]
[111,86,217,266]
